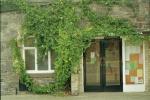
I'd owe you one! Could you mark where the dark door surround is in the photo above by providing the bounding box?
[84,37,123,92]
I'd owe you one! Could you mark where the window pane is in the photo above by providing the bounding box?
[24,37,35,47]
[51,50,56,70]
[25,49,35,70]
[37,54,48,70]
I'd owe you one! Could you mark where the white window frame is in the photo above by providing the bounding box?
[22,45,55,74]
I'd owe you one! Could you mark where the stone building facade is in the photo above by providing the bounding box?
[1,12,21,95]
[1,0,150,95]
[145,41,150,91]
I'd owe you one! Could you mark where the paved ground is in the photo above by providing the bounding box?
[1,92,150,100]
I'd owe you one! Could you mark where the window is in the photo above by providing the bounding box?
[23,37,56,73]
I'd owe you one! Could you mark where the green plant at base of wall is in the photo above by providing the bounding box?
[11,39,33,91]
[11,0,150,94]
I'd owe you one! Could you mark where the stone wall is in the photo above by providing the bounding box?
[29,73,55,86]
[1,0,150,95]
[89,0,150,32]
[145,41,150,91]
[0,12,55,95]
[71,56,84,95]
[1,12,22,95]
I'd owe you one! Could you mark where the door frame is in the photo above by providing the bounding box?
[83,37,123,92]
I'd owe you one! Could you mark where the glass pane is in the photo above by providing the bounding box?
[105,39,120,86]
[25,49,35,70]
[85,40,100,86]
[51,50,56,70]
[37,54,48,70]
[24,37,35,47]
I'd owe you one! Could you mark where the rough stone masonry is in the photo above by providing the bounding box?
[1,0,150,95]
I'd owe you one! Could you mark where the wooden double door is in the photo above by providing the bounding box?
[84,38,123,92]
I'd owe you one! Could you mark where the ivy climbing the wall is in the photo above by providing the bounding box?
[10,0,150,94]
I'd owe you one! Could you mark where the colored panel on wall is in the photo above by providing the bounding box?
[130,61,137,70]
[139,54,143,64]
[130,69,137,76]
[125,43,144,85]
[130,54,139,61]
[137,69,143,77]
[138,64,143,68]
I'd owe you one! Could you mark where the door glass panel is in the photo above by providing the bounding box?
[85,39,100,86]
[105,39,120,86]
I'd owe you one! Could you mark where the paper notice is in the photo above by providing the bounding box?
[137,69,143,77]
[91,52,95,59]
